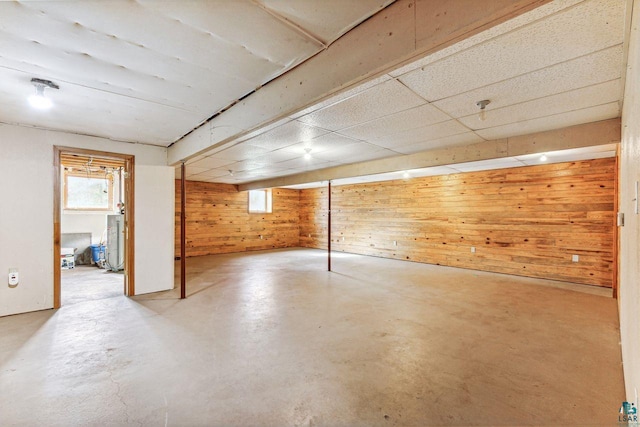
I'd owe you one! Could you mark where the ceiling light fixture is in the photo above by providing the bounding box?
[540,153,548,162]
[28,78,59,110]
[304,148,312,160]
[402,171,410,179]
[476,99,490,122]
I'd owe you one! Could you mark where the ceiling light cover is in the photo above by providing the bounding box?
[28,91,53,109]
[28,78,59,110]
[476,99,490,122]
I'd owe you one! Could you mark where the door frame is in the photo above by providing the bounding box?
[53,146,135,308]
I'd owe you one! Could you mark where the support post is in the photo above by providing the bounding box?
[180,162,186,299]
[328,180,331,272]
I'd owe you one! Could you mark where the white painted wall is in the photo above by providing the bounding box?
[619,0,640,405]
[61,213,108,245]
[134,166,175,295]
[0,128,55,315]
[0,123,173,316]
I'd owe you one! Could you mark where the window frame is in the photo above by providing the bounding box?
[63,171,114,212]
[248,189,273,214]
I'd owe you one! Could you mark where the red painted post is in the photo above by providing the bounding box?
[180,162,186,299]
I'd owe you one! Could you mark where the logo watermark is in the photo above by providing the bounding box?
[619,401,638,425]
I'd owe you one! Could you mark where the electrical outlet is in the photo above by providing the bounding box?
[342,236,345,242]
[572,254,579,263]
[393,240,397,246]
[8,268,18,286]
[471,247,476,253]
[259,235,263,240]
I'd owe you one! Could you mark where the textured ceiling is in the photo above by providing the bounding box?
[0,0,392,145]
[282,144,618,189]
[0,0,628,186]
[178,0,627,185]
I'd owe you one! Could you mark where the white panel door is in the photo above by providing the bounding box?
[134,165,175,295]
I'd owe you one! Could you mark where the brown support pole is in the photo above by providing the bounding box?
[328,180,331,272]
[180,162,186,299]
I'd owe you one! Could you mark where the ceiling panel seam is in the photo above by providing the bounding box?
[170,0,402,150]
[456,78,622,123]
[0,120,165,148]
[7,4,263,110]
[0,64,198,115]
[136,1,298,69]
[476,102,620,138]
[619,0,635,113]
[421,44,624,105]
[238,120,619,191]
[250,0,327,48]
[403,0,587,79]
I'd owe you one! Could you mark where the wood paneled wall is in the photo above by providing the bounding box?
[175,181,300,257]
[300,159,616,287]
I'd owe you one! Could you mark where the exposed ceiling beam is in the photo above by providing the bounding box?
[168,0,552,165]
[238,118,621,190]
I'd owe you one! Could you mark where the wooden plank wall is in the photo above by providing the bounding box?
[300,159,615,287]
[175,181,300,257]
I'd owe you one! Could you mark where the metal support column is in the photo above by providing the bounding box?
[180,162,186,299]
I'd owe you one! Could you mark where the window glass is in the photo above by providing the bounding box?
[248,189,272,213]
[65,175,112,210]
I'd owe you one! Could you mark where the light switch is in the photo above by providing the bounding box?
[617,212,625,227]
[572,254,579,263]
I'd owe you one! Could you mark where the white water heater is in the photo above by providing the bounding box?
[106,214,125,271]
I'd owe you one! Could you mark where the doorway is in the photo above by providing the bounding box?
[53,147,135,308]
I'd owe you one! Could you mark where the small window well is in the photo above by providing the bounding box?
[248,189,272,213]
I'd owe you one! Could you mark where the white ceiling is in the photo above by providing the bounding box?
[0,0,628,186]
[0,0,392,145]
[177,0,627,185]
[284,144,618,189]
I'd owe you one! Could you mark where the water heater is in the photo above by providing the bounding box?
[106,214,125,271]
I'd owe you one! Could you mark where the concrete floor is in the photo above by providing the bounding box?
[61,265,124,306]
[0,248,624,426]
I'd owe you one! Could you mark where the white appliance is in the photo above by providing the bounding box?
[106,214,125,271]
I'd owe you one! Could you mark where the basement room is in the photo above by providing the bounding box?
[1,1,639,426]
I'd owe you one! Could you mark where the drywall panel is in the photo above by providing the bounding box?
[0,127,54,316]
[134,166,175,295]
[175,181,299,257]
[0,123,168,316]
[619,0,640,404]
[300,158,616,287]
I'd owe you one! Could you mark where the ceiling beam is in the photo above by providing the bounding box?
[238,118,621,190]
[168,0,551,165]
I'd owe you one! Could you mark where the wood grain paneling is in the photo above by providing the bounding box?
[300,159,616,287]
[175,181,300,257]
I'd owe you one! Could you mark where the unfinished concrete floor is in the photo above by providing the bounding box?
[0,248,624,426]
[61,265,124,306]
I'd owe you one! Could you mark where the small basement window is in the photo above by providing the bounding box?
[248,189,272,213]
[64,172,113,211]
